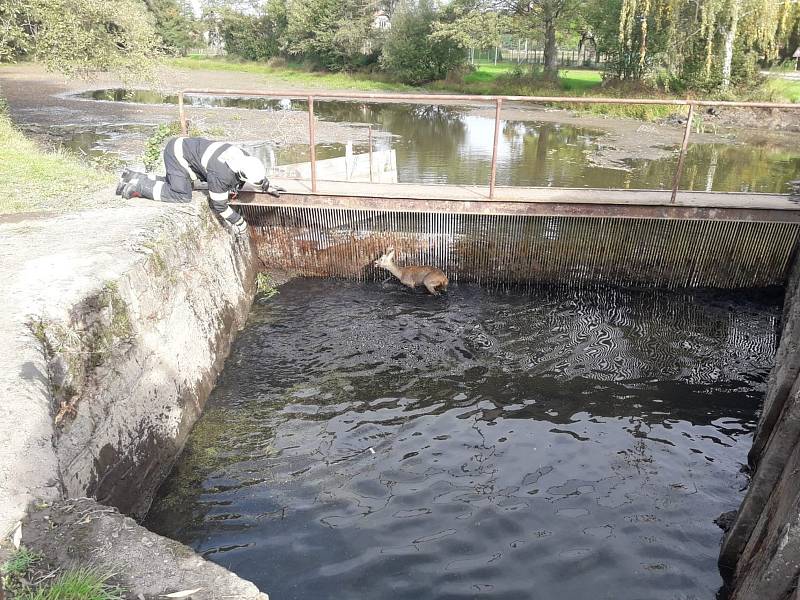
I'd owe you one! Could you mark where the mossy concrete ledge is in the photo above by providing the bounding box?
[0,192,258,594]
[21,497,268,599]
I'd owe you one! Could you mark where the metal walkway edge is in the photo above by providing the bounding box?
[236,180,800,223]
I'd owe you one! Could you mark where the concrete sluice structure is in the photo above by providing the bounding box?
[4,184,800,596]
[234,179,800,599]
[238,182,800,289]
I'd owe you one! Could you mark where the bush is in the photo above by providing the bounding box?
[216,1,287,62]
[284,0,374,71]
[379,0,463,85]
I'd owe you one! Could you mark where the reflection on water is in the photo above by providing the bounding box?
[146,280,779,600]
[78,89,800,192]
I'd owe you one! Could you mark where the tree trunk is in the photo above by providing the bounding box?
[543,18,558,77]
[721,0,741,90]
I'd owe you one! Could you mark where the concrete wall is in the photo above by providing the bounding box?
[53,204,256,517]
[0,194,256,535]
[720,252,800,599]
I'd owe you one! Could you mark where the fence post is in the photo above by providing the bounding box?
[368,125,373,183]
[178,92,187,135]
[489,98,503,199]
[670,103,695,203]
[308,95,317,193]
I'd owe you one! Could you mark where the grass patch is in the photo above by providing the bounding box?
[255,272,279,299]
[2,548,43,578]
[763,77,800,103]
[14,567,124,600]
[170,57,605,98]
[0,112,116,215]
[170,56,417,92]
[560,69,604,92]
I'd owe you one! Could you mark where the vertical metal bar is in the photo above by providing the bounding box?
[368,125,374,183]
[308,95,317,193]
[178,92,188,135]
[490,98,503,199]
[670,102,694,203]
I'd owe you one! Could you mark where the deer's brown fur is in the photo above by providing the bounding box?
[374,248,448,295]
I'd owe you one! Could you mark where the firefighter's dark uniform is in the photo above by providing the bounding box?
[123,137,256,230]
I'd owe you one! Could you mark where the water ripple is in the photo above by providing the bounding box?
[146,280,780,600]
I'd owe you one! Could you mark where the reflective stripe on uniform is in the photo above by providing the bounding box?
[210,191,229,202]
[147,173,157,181]
[174,137,198,181]
[219,145,245,167]
[153,181,164,201]
[220,206,234,219]
[201,142,226,169]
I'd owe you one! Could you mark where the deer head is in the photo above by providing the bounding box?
[374,247,396,269]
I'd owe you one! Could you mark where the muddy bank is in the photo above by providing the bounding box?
[0,64,379,164]
[4,63,796,173]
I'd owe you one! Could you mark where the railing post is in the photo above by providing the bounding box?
[489,98,503,199]
[178,92,187,135]
[308,95,317,193]
[368,125,373,184]
[671,102,694,203]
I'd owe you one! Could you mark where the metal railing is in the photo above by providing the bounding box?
[177,89,800,203]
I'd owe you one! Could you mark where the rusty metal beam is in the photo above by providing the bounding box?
[233,192,800,223]
[308,95,317,193]
[671,103,694,203]
[489,98,503,199]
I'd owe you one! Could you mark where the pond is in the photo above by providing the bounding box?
[76,89,800,193]
[145,279,779,600]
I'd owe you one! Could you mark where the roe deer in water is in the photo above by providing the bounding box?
[374,248,448,295]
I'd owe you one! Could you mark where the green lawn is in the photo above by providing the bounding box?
[765,77,800,103]
[171,56,416,92]
[0,112,116,214]
[560,69,604,91]
[172,56,604,96]
[461,62,603,92]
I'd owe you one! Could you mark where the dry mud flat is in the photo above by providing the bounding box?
[2,63,798,170]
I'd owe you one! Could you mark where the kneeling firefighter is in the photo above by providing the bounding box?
[116,137,283,234]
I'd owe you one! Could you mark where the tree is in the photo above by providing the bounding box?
[496,0,578,77]
[430,2,508,53]
[380,0,464,84]
[144,0,200,54]
[214,0,287,61]
[0,0,34,62]
[284,0,374,71]
[0,0,161,78]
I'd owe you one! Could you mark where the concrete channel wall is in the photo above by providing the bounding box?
[720,252,800,600]
[0,194,266,598]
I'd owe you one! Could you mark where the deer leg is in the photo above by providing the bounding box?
[424,281,440,295]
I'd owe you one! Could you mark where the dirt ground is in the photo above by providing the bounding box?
[2,62,797,172]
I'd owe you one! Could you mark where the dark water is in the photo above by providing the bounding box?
[146,280,780,600]
[77,89,800,192]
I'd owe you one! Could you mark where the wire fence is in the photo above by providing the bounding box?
[467,46,610,68]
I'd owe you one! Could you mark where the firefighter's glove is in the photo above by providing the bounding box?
[233,216,248,236]
[260,179,286,198]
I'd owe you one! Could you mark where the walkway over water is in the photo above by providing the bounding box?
[204,89,800,290]
[238,180,800,223]
[235,182,800,290]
